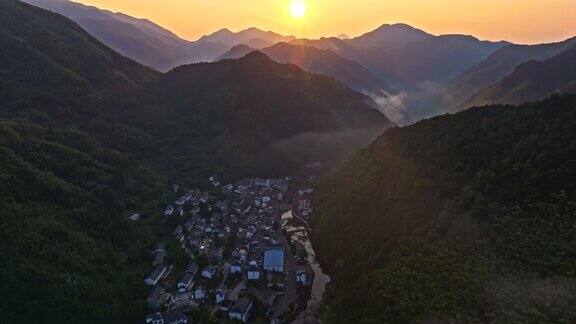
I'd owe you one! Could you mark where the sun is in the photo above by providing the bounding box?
[290,0,307,19]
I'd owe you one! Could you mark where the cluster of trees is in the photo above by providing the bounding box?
[0,120,169,322]
[313,94,576,322]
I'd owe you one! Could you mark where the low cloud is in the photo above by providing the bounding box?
[366,90,409,126]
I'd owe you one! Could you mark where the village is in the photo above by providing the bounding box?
[143,173,317,324]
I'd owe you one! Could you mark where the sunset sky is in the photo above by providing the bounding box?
[75,0,576,44]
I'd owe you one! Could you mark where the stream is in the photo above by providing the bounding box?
[281,211,331,323]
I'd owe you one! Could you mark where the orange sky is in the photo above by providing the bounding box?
[75,0,576,44]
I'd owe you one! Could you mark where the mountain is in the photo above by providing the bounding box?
[462,46,576,107]
[156,51,394,168]
[217,44,256,60]
[351,23,433,48]
[313,94,576,323]
[198,27,295,49]
[0,0,169,321]
[294,32,508,87]
[291,31,508,124]
[0,0,393,321]
[20,0,215,71]
[449,36,576,109]
[218,43,392,96]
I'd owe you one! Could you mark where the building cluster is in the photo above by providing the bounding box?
[144,176,312,323]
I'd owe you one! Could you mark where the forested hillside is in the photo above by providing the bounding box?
[0,120,167,323]
[313,94,576,323]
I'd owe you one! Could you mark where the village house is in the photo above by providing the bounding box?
[177,273,194,292]
[193,284,206,300]
[151,243,166,266]
[146,285,165,309]
[163,311,188,324]
[199,191,210,203]
[145,264,168,286]
[296,265,310,286]
[171,291,195,309]
[164,205,174,216]
[201,266,217,280]
[229,297,253,323]
[263,245,285,273]
[229,261,242,274]
[184,262,199,277]
[247,261,261,280]
[145,312,164,324]
[210,247,224,264]
[129,213,141,222]
[215,285,228,304]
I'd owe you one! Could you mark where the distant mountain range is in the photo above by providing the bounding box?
[198,27,295,48]
[22,0,516,124]
[22,0,296,71]
[294,26,509,87]
[463,46,576,107]
[449,37,576,110]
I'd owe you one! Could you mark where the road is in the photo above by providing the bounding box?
[271,225,297,319]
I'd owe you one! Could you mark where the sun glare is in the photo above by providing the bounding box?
[290,0,307,19]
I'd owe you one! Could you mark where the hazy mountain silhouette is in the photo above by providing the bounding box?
[463,46,576,107]
[294,31,508,88]
[351,23,433,48]
[198,27,295,48]
[449,37,576,109]
[20,0,221,71]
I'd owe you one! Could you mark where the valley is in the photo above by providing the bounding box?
[2,0,576,323]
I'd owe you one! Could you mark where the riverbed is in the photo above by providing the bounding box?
[281,211,331,322]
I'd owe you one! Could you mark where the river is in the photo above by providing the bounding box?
[281,211,331,323]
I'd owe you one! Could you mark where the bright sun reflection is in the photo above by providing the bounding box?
[290,0,307,19]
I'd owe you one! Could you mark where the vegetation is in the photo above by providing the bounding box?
[313,94,576,322]
[0,120,165,323]
[0,1,393,321]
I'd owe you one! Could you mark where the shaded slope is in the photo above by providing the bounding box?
[157,52,394,171]
[313,94,576,322]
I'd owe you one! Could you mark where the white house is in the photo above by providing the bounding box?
[230,262,242,274]
[193,284,206,300]
[229,297,253,323]
[247,261,260,280]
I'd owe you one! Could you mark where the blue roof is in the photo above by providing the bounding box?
[263,248,284,267]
